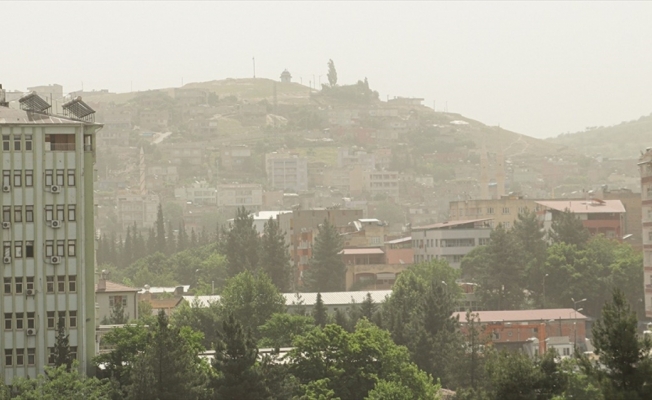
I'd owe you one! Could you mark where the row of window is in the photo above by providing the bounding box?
[2,135,32,152]
[4,347,78,367]
[4,311,77,331]
[413,238,488,248]
[3,240,77,258]
[3,275,76,294]
[1,169,76,188]
[2,205,77,223]
[414,254,464,263]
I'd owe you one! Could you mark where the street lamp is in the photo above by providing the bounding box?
[571,298,587,346]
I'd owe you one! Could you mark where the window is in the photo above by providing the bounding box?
[2,135,9,152]
[45,170,53,186]
[69,311,77,328]
[504,222,511,229]
[14,241,22,258]
[14,136,21,151]
[25,170,33,187]
[25,135,32,151]
[479,238,490,246]
[68,205,76,221]
[2,170,9,187]
[68,275,76,292]
[2,206,10,222]
[13,206,21,223]
[27,348,35,366]
[46,276,54,293]
[70,346,78,360]
[15,312,23,330]
[45,134,75,151]
[57,240,65,256]
[26,312,34,330]
[4,313,11,330]
[67,169,75,186]
[26,277,34,292]
[57,276,65,292]
[45,205,53,222]
[563,347,570,356]
[56,170,64,186]
[47,312,55,329]
[15,277,22,294]
[48,348,55,365]
[110,296,127,308]
[5,349,12,367]
[15,349,24,366]
[13,171,21,187]
[487,207,494,215]
[45,240,54,257]
[25,206,33,222]
[56,205,64,221]
[3,278,11,294]
[68,240,76,257]
[3,241,10,258]
[502,207,510,214]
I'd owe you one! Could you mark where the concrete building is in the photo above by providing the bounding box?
[175,183,217,206]
[601,188,642,250]
[366,171,399,199]
[411,219,493,268]
[219,145,252,171]
[265,152,308,192]
[638,149,652,319]
[26,84,63,103]
[0,93,101,380]
[95,278,138,324]
[116,193,160,231]
[217,184,263,212]
[449,194,538,229]
[536,199,625,240]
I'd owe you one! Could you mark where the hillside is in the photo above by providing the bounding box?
[548,113,652,159]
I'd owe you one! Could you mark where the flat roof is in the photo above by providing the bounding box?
[412,218,493,231]
[95,280,139,293]
[454,308,587,323]
[0,107,100,126]
[183,290,394,308]
[535,199,625,214]
[339,248,385,255]
[385,236,411,244]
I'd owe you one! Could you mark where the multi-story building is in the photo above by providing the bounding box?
[174,183,217,206]
[638,149,652,319]
[601,188,642,250]
[449,194,538,230]
[217,184,263,213]
[366,171,399,199]
[411,219,492,268]
[0,92,101,380]
[265,152,308,192]
[535,199,625,240]
[116,193,160,231]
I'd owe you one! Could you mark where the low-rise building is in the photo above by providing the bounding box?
[366,171,399,199]
[95,279,139,324]
[449,194,538,230]
[116,193,160,230]
[175,183,217,205]
[536,199,625,240]
[217,183,263,212]
[411,219,492,268]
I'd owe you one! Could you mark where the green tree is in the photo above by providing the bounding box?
[127,311,209,400]
[53,320,74,371]
[261,217,292,292]
[304,219,345,292]
[461,225,526,310]
[327,59,338,87]
[212,313,270,400]
[102,300,129,325]
[258,313,315,349]
[172,298,222,350]
[224,207,260,277]
[360,292,377,321]
[484,350,541,400]
[511,209,548,306]
[155,203,167,254]
[365,380,416,400]
[549,209,590,247]
[11,362,114,400]
[312,292,328,328]
[219,271,286,337]
[585,289,652,399]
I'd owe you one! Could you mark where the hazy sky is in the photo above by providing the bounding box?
[3,2,652,139]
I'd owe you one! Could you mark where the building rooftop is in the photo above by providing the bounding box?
[385,236,411,244]
[535,199,626,214]
[138,285,189,294]
[339,248,385,255]
[0,106,100,126]
[183,290,394,308]
[412,218,493,231]
[95,280,139,293]
[454,308,587,323]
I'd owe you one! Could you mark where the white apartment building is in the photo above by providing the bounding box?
[639,149,652,319]
[411,219,492,269]
[174,184,217,206]
[366,171,399,199]
[217,184,263,210]
[265,153,308,192]
[0,92,101,381]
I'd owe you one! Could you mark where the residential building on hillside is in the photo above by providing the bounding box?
[411,219,493,268]
[265,152,308,192]
[226,210,292,235]
[600,187,642,249]
[535,199,625,240]
[217,183,263,212]
[138,109,168,131]
[366,171,399,199]
[338,147,375,170]
[449,194,537,229]
[116,193,160,230]
[219,145,252,170]
[0,93,101,380]
[95,277,139,324]
[638,149,652,319]
[174,183,217,205]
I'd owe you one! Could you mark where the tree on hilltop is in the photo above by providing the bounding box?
[327,59,338,87]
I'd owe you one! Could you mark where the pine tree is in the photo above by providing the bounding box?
[304,219,345,292]
[313,293,328,328]
[550,209,590,247]
[177,222,187,252]
[146,227,156,256]
[261,217,292,292]
[133,223,147,261]
[123,225,133,267]
[108,300,129,324]
[52,320,73,371]
[212,313,270,400]
[327,59,338,87]
[225,207,260,277]
[155,204,166,254]
[190,228,197,249]
[360,292,377,320]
